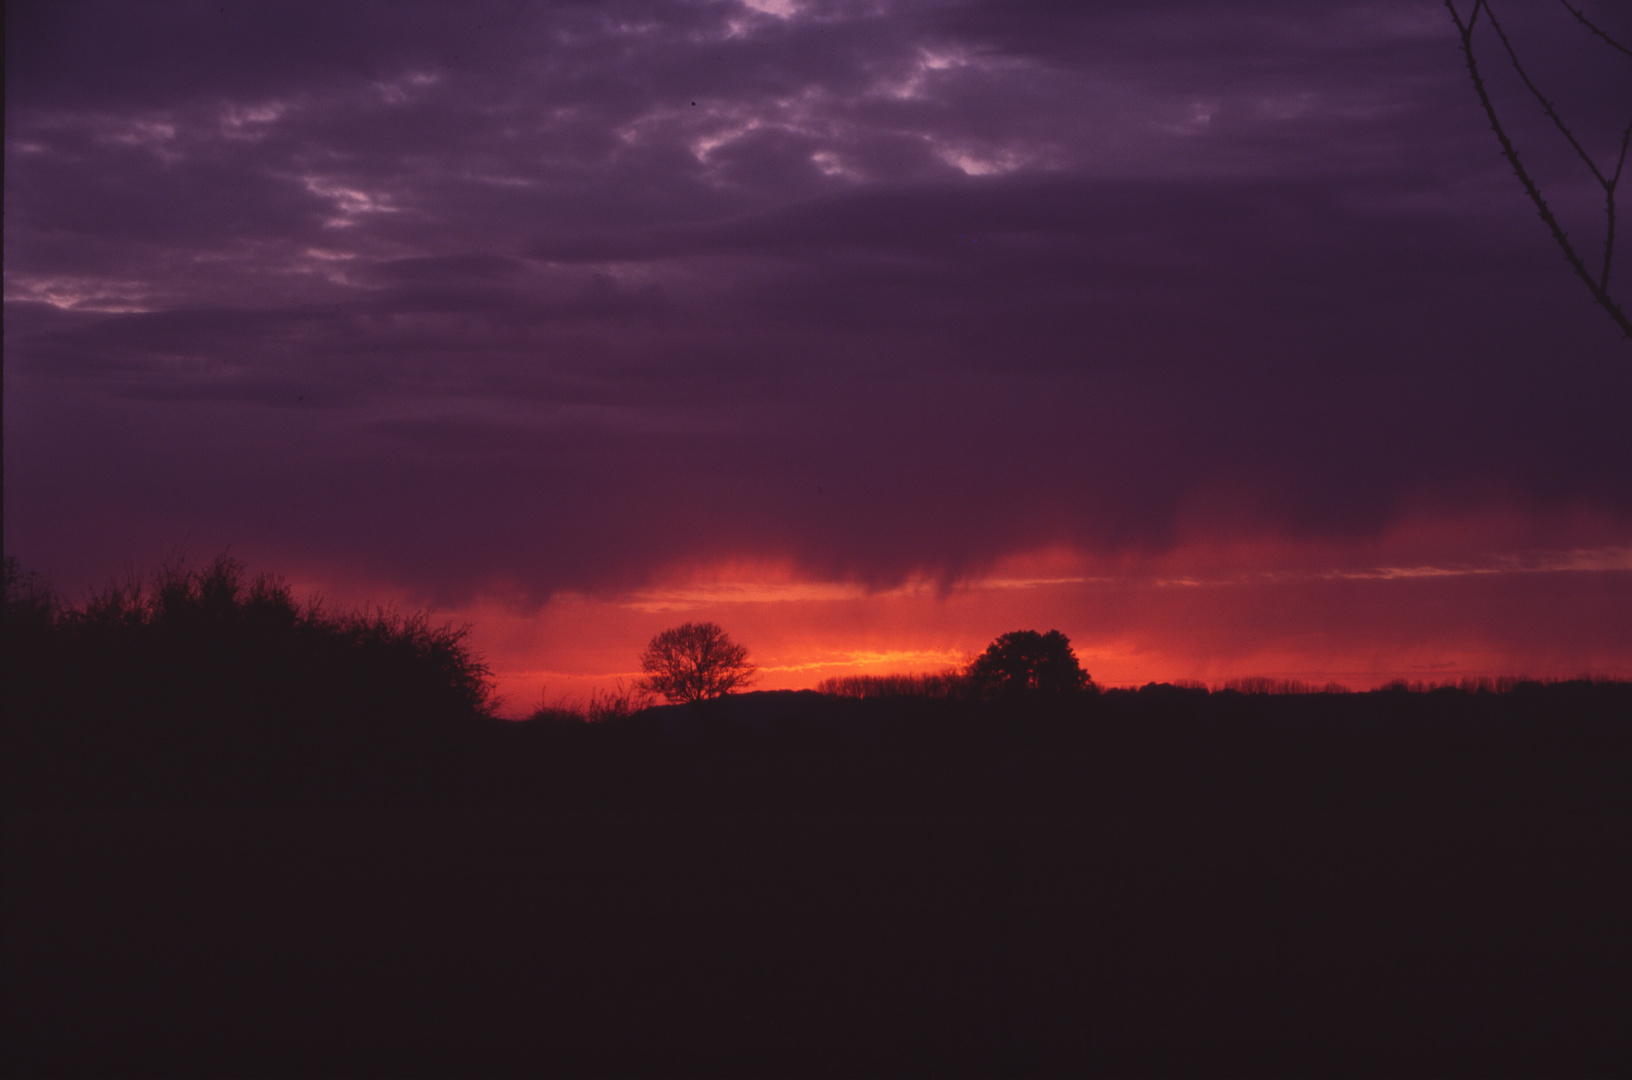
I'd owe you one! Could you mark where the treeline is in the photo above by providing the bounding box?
[818,670,1608,700]
[816,669,982,700]
[6,554,1631,813]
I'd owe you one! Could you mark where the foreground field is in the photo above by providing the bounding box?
[5,683,1628,1077]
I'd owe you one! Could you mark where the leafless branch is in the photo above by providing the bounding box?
[1606,119,1631,289]
[1482,2,1606,186]
[1446,0,1632,344]
[1558,0,1632,60]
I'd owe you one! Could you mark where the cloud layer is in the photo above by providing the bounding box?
[6,1,1630,687]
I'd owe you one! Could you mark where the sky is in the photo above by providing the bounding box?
[5,0,1631,712]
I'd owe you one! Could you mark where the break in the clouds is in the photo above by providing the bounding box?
[5,1,1631,693]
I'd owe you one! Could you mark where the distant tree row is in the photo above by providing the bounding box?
[637,623,1093,706]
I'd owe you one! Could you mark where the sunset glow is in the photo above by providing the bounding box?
[267,507,1631,715]
[7,9,1632,1070]
[6,1,1629,710]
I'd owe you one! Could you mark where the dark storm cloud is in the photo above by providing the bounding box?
[5,0,1630,603]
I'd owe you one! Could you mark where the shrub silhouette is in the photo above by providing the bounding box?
[636,622,757,703]
[3,557,58,633]
[3,554,495,802]
[966,629,1091,698]
[529,680,654,723]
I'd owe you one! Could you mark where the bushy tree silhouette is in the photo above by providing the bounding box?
[3,556,58,637]
[2,554,496,803]
[637,622,757,703]
[967,630,1091,698]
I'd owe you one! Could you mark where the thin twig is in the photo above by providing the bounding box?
[1485,0,1628,291]
[1483,2,1607,186]
[1559,0,1632,59]
[1445,0,1632,342]
[1604,119,1631,289]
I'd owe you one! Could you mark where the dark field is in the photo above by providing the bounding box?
[6,680,1629,1078]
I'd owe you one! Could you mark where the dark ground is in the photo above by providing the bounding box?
[5,685,1630,1077]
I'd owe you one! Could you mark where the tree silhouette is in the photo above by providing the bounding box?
[636,622,758,704]
[1446,0,1632,346]
[967,630,1091,698]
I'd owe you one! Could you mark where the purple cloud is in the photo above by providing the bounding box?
[5,0,1629,611]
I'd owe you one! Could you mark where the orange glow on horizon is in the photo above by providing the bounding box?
[275,511,1632,717]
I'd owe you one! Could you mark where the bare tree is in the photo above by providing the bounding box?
[637,622,758,704]
[1446,0,1632,345]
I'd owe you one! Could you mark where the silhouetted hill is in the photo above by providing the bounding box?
[458,682,1630,818]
